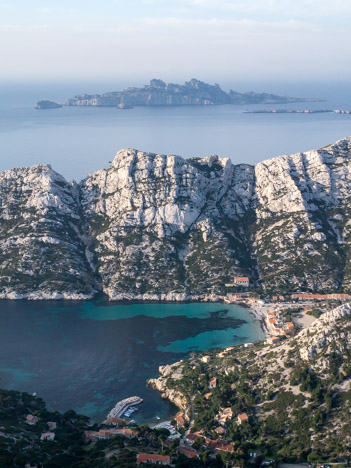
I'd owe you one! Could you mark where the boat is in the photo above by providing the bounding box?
[156,416,161,420]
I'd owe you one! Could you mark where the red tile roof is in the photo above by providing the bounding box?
[178,446,198,458]
[137,453,171,464]
[238,413,249,421]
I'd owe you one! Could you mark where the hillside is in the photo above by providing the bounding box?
[149,303,351,463]
[1,137,351,299]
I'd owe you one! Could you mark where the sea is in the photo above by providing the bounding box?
[0,300,264,423]
[0,80,350,422]
[0,81,351,181]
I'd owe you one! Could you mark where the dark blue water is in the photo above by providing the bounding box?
[0,300,263,423]
[0,81,350,181]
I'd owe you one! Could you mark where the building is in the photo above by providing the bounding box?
[215,426,226,435]
[177,446,199,459]
[26,414,39,425]
[217,407,233,426]
[204,392,212,400]
[201,355,211,363]
[47,421,57,431]
[209,377,217,389]
[265,336,280,345]
[234,277,249,287]
[40,432,55,441]
[185,433,198,445]
[105,417,129,426]
[175,413,186,428]
[99,428,137,439]
[216,443,235,453]
[136,453,171,465]
[265,336,279,345]
[85,428,138,443]
[237,413,249,425]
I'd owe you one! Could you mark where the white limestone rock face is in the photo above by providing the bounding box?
[296,303,351,369]
[79,149,256,299]
[0,165,97,299]
[2,136,351,299]
[253,137,351,292]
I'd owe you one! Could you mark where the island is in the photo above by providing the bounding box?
[61,78,322,107]
[245,108,351,114]
[35,100,62,109]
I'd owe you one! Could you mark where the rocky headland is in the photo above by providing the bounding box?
[1,136,351,299]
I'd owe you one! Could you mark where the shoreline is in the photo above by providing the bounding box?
[247,304,270,338]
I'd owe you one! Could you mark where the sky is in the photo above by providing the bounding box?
[1,0,351,83]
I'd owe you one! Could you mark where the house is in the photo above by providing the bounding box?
[216,443,235,453]
[209,377,217,389]
[237,413,249,425]
[204,392,212,400]
[177,446,199,459]
[201,355,211,363]
[215,426,226,435]
[218,407,233,426]
[85,428,137,443]
[175,413,186,428]
[234,277,249,287]
[26,414,39,425]
[286,322,294,330]
[217,350,228,358]
[185,433,198,445]
[99,428,137,439]
[40,432,55,441]
[136,453,171,465]
[47,421,57,431]
[265,336,280,345]
[85,431,100,442]
[105,417,129,426]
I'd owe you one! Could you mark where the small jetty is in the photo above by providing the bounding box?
[107,396,143,419]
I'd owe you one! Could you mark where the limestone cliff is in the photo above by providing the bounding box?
[1,137,351,299]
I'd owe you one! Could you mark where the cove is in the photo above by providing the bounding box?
[0,299,264,423]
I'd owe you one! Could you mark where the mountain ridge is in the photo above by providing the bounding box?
[1,136,351,300]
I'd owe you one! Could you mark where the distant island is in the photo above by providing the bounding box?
[59,78,322,107]
[35,100,62,109]
[245,108,351,114]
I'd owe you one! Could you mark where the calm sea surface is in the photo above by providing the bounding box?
[0,300,263,422]
[0,81,351,181]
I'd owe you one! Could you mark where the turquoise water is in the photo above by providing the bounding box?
[0,300,263,422]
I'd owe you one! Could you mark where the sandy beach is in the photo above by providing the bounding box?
[248,305,270,337]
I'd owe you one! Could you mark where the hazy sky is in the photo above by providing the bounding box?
[1,0,351,82]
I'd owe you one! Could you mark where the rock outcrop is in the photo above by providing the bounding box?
[1,137,351,299]
[63,78,319,107]
[35,100,62,109]
[0,165,97,299]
